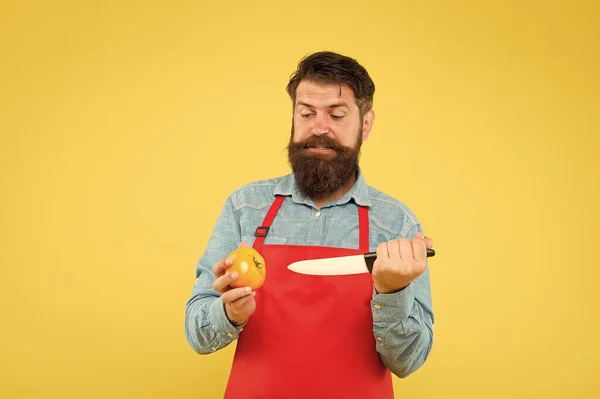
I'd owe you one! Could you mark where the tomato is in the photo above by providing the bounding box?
[226,247,267,290]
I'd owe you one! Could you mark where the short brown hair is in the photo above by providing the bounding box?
[286,51,375,117]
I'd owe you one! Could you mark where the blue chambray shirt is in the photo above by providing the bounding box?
[184,169,434,378]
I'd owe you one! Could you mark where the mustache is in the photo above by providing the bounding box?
[297,135,345,151]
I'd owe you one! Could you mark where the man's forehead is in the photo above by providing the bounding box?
[295,80,356,105]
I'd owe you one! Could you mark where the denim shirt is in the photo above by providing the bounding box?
[184,169,434,378]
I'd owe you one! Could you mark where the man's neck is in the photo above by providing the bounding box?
[312,174,357,209]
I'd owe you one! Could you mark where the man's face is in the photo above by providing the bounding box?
[287,80,374,200]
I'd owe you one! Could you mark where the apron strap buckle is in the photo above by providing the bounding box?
[255,226,270,237]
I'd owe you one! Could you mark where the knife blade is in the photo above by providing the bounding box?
[287,248,435,276]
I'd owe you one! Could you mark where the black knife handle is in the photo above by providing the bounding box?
[364,249,435,273]
[364,252,377,273]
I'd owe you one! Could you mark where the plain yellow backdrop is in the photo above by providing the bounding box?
[1,0,598,398]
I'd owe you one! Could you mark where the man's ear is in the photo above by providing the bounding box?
[361,109,375,141]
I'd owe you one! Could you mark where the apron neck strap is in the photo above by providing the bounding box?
[358,205,369,253]
[253,195,286,252]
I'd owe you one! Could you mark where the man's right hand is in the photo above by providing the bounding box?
[212,242,256,326]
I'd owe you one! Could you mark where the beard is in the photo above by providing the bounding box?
[287,126,362,200]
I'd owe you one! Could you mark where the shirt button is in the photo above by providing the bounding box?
[374,304,382,309]
[211,346,217,351]
[315,211,321,217]
[377,337,383,342]
[227,333,233,338]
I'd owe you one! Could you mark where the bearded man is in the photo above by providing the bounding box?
[185,51,436,399]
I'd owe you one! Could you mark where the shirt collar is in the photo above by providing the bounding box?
[273,168,372,208]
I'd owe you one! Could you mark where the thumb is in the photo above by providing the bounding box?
[424,236,433,249]
[415,232,433,249]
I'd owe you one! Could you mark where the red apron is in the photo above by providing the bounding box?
[224,195,394,399]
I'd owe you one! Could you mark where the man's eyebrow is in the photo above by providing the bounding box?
[296,101,350,109]
[328,102,350,109]
[296,101,315,109]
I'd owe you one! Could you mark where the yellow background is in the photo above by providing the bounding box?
[1,0,598,398]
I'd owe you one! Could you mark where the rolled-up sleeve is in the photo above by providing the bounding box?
[371,225,435,378]
[184,195,244,354]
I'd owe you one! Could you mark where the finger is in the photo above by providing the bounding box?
[221,286,253,304]
[231,291,256,307]
[412,236,427,265]
[387,239,402,262]
[238,242,250,248]
[376,241,390,261]
[212,257,233,277]
[398,238,413,260]
[213,271,239,293]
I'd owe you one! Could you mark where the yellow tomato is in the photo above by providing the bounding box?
[226,247,267,290]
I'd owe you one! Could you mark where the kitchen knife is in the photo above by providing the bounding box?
[287,249,435,276]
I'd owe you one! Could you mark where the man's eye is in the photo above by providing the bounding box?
[331,115,344,120]
[301,114,313,118]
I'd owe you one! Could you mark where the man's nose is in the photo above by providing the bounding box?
[310,114,331,135]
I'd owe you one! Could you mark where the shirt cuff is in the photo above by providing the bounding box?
[371,283,415,323]
[208,297,243,344]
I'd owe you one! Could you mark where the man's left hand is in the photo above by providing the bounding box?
[372,232,434,294]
